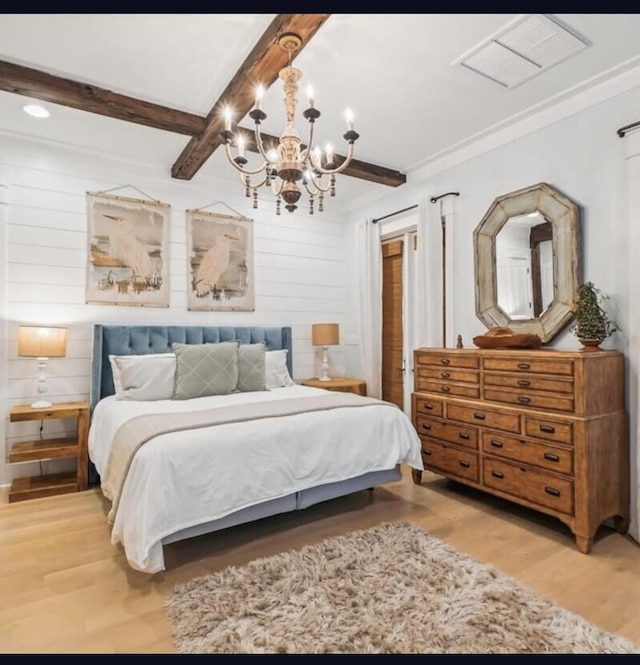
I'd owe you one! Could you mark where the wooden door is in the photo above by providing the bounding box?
[382,239,404,408]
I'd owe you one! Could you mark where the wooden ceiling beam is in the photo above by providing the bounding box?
[235,126,406,188]
[171,14,331,181]
[0,59,206,136]
[0,22,406,189]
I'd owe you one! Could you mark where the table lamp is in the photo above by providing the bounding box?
[18,325,67,408]
[312,323,340,382]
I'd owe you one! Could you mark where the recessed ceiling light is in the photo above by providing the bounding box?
[23,104,50,118]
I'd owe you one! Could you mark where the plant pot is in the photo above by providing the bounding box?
[579,339,602,351]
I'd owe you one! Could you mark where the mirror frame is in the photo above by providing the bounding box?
[473,182,581,344]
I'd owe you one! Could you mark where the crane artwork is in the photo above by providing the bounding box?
[104,214,154,282]
[193,233,239,298]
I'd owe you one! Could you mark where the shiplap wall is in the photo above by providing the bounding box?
[1,135,348,487]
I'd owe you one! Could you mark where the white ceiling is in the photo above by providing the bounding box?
[1,13,640,212]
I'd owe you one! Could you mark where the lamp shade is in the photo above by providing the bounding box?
[312,323,340,346]
[18,325,67,358]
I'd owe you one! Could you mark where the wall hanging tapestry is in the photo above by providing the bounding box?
[186,206,254,312]
[164,521,639,654]
[86,189,171,307]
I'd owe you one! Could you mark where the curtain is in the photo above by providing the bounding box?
[415,198,442,348]
[355,218,382,399]
[623,128,640,543]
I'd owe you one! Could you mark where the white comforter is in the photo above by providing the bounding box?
[88,385,423,573]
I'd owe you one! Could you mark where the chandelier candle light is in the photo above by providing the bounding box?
[220,32,360,215]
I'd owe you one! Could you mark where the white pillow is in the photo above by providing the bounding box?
[265,349,295,389]
[109,353,176,401]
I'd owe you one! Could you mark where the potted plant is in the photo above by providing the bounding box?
[571,281,618,350]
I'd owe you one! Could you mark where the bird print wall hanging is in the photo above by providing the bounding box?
[86,190,171,307]
[186,207,254,312]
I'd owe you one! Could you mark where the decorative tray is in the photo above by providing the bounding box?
[472,327,542,349]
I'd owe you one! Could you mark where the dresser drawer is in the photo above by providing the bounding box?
[414,395,444,418]
[483,458,574,515]
[416,352,479,369]
[484,388,574,413]
[484,372,574,394]
[416,380,480,399]
[416,416,478,450]
[417,367,479,384]
[524,415,573,446]
[483,357,574,376]
[481,431,573,475]
[420,439,479,483]
[447,402,520,434]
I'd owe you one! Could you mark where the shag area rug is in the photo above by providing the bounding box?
[165,521,639,654]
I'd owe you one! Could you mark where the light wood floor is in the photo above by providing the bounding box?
[1,466,639,653]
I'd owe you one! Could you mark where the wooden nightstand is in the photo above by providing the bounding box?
[8,401,90,503]
[301,377,367,397]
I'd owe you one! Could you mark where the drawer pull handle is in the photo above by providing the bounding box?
[459,460,471,468]
[491,470,504,479]
[544,453,560,462]
[540,425,556,434]
[422,423,431,430]
[545,486,561,497]
[490,440,503,448]
[517,363,530,370]
[474,412,486,420]
[441,372,450,378]
[517,379,531,387]
[459,432,470,440]
[421,448,432,456]
[518,396,531,404]
[441,358,450,365]
[441,386,451,393]
[424,403,434,410]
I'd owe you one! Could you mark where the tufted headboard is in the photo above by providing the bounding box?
[90,324,293,411]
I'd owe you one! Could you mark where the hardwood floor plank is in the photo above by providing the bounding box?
[1,467,639,653]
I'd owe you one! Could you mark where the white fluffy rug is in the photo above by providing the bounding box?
[165,521,638,654]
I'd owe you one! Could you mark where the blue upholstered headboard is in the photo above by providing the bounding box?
[90,324,293,411]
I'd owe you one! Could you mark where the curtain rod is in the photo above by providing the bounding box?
[430,191,460,203]
[617,120,640,138]
[372,204,418,224]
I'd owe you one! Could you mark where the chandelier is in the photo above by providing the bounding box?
[219,32,360,215]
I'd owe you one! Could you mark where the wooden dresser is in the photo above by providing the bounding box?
[411,347,629,553]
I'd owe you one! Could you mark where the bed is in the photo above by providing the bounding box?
[88,324,423,574]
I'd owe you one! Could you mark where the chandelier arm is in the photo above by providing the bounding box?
[253,125,273,163]
[240,173,267,189]
[273,179,286,196]
[310,142,356,176]
[303,179,317,196]
[223,142,269,176]
[301,123,316,166]
[305,174,331,194]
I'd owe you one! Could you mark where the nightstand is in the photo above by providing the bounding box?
[300,377,367,397]
[8,401,90,503]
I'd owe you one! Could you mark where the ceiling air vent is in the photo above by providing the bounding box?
[456,14,590,89]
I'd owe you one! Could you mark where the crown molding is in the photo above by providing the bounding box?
[341,56,640,217]
[407,55,640,184]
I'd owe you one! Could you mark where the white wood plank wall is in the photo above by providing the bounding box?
[0,136,348,486]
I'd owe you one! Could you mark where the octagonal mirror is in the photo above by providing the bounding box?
[473,182,581,343]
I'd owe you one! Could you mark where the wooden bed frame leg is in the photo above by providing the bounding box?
[412,469,423,485]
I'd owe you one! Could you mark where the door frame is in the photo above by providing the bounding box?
[379,211,419,416]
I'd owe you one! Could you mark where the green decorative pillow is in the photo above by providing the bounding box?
[236,342,267,393]
[172,341,239,399]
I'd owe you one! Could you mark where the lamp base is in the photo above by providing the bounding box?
[319,345,332,382]
[30,400,53,409]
